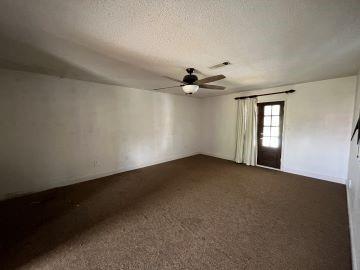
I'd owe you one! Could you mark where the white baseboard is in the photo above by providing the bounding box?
[199,152,234,161]
[1,151,201,201]
[282,167,346,184]
[3,152,346,200]
[200,152,346,185]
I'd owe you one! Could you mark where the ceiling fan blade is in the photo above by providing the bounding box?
[199,84,226,90]
[152,85,183,91]
[163,76,183,83]
[195,74,225,85]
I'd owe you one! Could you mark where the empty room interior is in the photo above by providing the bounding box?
[1,1,360,269]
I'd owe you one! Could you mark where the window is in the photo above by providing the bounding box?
[262,104,280,148]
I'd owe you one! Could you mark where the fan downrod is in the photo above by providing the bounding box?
[186,68,195,75]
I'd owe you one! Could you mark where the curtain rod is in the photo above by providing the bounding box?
[234,89,295,100]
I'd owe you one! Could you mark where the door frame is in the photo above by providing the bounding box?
[256,100,286,171]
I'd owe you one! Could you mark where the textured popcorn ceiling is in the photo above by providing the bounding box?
[0,0,359,97]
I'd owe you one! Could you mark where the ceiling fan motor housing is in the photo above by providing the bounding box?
[183,74,198,84]
[183,67,198,84]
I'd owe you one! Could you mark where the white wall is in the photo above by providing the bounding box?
[201,76,356,184]
[0,69,201,200]
[0,69,356,200]
[348,71,360,270]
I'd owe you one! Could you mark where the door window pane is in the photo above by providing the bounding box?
[264,105,272,115]
[270,137,279,148]
[262,137,270,147]
[260,103,282,149]
[271,126,279,137]
[263,127,271,136]
[272,105,280,115]
[264,116,271,126]
[271,116,279,126]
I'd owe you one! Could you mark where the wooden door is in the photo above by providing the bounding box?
[257,101,284,169]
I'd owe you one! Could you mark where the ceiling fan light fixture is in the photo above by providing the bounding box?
[182,84,199,94]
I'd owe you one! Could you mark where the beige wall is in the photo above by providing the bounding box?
[200,76,356,183]
[0,69,202,200]
[348,71,360,270]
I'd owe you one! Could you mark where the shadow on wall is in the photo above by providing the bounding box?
[0,77,121,199]
[0,74,188,199]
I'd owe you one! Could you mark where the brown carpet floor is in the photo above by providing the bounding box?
[0,155,351,269]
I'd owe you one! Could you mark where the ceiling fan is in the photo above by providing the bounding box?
[152,68,226,94]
